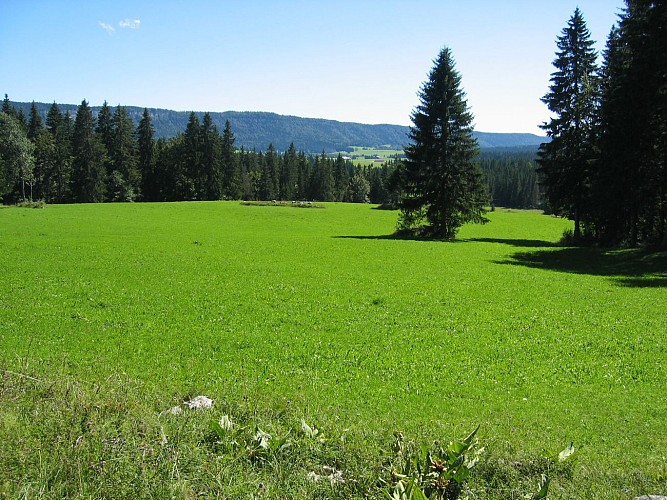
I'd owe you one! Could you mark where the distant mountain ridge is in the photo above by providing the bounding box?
[14,101,546,153]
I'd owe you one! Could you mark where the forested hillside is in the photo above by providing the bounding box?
[11,101,545,153]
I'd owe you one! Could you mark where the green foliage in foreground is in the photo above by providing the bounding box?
[1,202,666,498]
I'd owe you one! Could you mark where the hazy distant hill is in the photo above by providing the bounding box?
[14,101,546,153]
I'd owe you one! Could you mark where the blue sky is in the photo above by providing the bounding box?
[2,1,624,134]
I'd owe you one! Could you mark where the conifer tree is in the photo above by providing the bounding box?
[221,120,241,199]
[183,112,202,199]
[27,101,43,142]
[538,8,599,241]
[45,103,72,202]
[137,108,157,201]
[71,100,107,202]
[110,105,140,201]
[201,112,222,200]
[260,144,279,200]
[617,0,667,246]
[399,46,487,239]
[280,143,298,200]
[1,95,14,116]
[333,154,349,201]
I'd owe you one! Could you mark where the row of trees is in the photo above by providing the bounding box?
[0,97,403,206]
[1,95,541,211]
[539,2,667,247]
[480,150,541,209]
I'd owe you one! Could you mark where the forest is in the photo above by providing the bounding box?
[0,97,541,209]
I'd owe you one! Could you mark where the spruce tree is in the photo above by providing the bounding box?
[201,112,222,200]
[95,101,114,153]
[399,46,487,239]
[538,8,599,242]
[280,143,298,201]
[45,103,72,202]
[71,100,107,202]
[27,101,43,142]
[260,144,279,200]
[137,108,157,201]
[333,154,349,201]
[221,120,241,199]
[618,0,667,246]
[110,105,140,201]
[183,112,202,199]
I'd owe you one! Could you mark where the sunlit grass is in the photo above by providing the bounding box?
[1,202,665,497]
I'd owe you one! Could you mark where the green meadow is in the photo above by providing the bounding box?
[341,146,404,165]
[1,202,665,498]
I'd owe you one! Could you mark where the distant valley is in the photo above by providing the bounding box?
[15,101,546,153]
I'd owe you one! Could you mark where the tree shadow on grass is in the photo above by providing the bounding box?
[334,234,667,287]
[334,235,556,246]
[497,246,667,288]
[462,237,558,248]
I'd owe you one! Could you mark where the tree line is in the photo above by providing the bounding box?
[1,96,542,210]
[539,1,667,247]
[0,98,406,206]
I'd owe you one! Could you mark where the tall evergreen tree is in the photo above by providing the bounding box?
[1,95,14,117]
[109,105,140,201]
[260,144,279,200]
[45,103,72,202]
[32,127,56,202]
[399,46,487,239]
[201,112,222,200]
[538,8,599,241]
[183,112,202,199]
[95,101,114,153]
[137,108,157,201]
[221,120,241,199]
[333,153,349,201]
[27,101,43,142]
[280,143,298,200]
[618,0,667,246]
[71,100,107,202]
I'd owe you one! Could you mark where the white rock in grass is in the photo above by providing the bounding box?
[306,471,321,482]
[185,395,214,409]
[167,405,183,415]
[635,496,667,500]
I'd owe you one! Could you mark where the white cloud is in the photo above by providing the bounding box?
[99,21,115,34]
[119,19,141,29]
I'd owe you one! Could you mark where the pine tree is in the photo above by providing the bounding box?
[538,8,599,242]
[1,95,14,116]
[96,101,114,153]
[183,112,202,199]
[109,105,140,201]
[333,154,349,201]
[618,0,667,246]
[27,101,43,142]
[221,120,241,199]
[399,46,487,239]
[201,112,222,200]
[71,100,107,202]
[95,101,114,181]
[280,143,298,200]
[260,144,279,200]
[137,108,157,201]
[594,25,634,244]
[45,103,72,202]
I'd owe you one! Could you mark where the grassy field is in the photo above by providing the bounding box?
[337,146,404,166]
[1,202,665,498]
